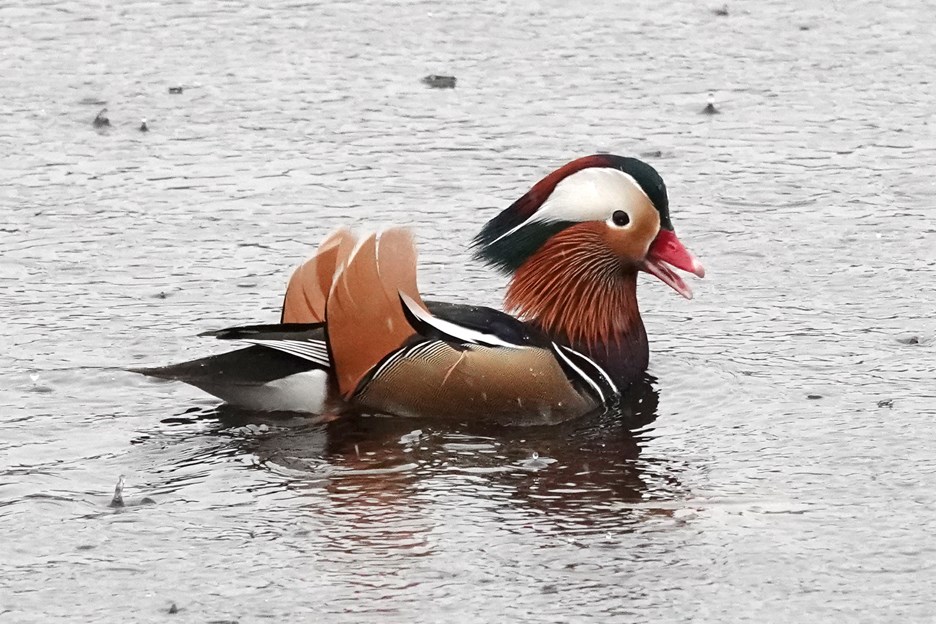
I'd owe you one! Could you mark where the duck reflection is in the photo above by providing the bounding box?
[153,375,683,536]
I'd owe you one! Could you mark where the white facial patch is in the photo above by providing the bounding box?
[490,167,651,244]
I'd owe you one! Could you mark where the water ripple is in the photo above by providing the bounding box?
[3,0,936,621]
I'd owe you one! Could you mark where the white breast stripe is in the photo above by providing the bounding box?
[399,293,526,349]
[552,342,605,404]
[559,345,618,396]
[243,339,331,367]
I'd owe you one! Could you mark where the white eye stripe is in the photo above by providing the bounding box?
[536,168,648,224]
[490,168,648,245]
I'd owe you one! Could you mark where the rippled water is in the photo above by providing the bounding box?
[3,0,936,621]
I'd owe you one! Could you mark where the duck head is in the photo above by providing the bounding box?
[474,155,704,377]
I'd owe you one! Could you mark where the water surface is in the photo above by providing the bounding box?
[2,0,935,621]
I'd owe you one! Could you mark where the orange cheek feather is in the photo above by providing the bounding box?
[599,202,660,265]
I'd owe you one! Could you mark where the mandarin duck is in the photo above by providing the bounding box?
[137,155,704,423]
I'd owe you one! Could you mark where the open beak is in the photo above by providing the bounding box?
[641,229,705,299]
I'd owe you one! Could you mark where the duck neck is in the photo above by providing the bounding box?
[504,238,649,385]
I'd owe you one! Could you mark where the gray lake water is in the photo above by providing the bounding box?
[2,0,935,621]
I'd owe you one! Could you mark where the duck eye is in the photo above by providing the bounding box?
[611,210,630,227]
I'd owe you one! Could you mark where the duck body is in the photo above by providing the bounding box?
[139,300,607,423]
[137,155,703,423]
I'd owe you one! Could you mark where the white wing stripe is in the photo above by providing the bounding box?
[269,342,327,360]
[243,339,331,367]
[399,293,525,350]
[259,344,327,364]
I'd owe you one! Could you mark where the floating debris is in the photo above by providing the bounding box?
[806,394,822,400]
[139,118,149,132]
[109,475,125,508]
[92,108,111,128]
[168,86,184,94]
[877,399,894,408]
[713,4,729,16]
[422,74,457,89]
[702,92,720,115]
[897,335,920,345]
